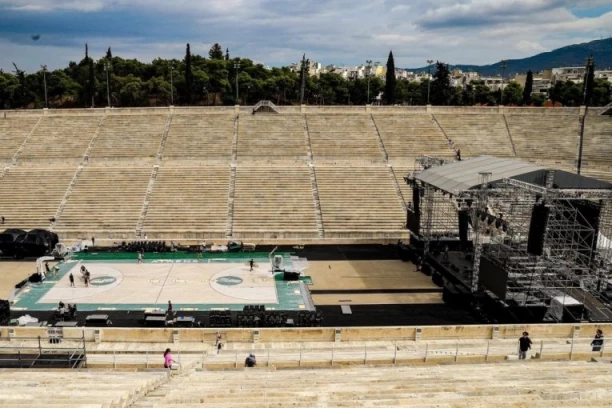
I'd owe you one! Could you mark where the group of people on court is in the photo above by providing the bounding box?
[76,265,91,287]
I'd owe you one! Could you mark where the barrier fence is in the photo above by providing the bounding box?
[81,337,610,369]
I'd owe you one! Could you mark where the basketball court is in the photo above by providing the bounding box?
[10,252,314,312]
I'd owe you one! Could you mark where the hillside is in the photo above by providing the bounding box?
[408,38,612,76]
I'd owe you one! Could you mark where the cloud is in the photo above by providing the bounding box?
[0,0,610,72]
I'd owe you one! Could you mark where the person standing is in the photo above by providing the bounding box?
[167,300,174,316]
[69,273,75,287]
[91,237,95,247]
[163,348,174,369]
[249,259,254,271]
[518,332,532,360]
[138,251,143,264]
[591,329,604,352]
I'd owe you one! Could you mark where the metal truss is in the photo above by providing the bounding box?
[411,161,612,319]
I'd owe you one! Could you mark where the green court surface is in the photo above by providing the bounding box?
[11,252,314,312]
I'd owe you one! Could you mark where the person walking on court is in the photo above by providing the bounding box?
[245,353,256,367]
[591,329,604,352]
[138,251,143,264]
[69,273,75,287]
[249,259,254,271]
[518,332,532,360]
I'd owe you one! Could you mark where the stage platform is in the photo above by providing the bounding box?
[11,252,314,312]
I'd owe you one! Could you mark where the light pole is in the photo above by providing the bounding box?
[427,59,434,105]
[40,65,48,108]
[169,64,174,106]
[234,60,241,102]
[500,59,508,105]
[103,62,111,107]
[366,60,372,104]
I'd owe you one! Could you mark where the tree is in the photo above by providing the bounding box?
[384,51,396,105]
[523,70,533,105]
[591,78,611,107]
[185,43,193,104]
[431,61,451,105]
[209,43,224,60]
[502,82,523,105]
[88,56,95,107]
[106,47,113,59]
[225,48,230,61]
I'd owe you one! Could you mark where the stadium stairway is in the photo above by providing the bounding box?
[0,369,168,407]
[131,361,612,407]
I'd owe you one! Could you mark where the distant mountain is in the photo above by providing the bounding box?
[407,38,612,76]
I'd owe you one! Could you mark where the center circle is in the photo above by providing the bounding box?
[216,275,244,286]
[89,276,118,286]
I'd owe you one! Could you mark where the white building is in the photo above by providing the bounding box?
[552,67,586,84]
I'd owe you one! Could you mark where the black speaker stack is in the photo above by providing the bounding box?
[527,203,549,256]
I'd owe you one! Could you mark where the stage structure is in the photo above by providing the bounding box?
[407,156,612,322]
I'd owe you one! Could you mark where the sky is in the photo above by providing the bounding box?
[0,0,611,73]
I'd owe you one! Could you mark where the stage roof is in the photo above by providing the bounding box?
[415,156,612,195]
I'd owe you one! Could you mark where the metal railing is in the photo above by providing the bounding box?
[0,335,87,369]
[82,338,610,369]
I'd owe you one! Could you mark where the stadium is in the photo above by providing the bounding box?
[1,102,612,406]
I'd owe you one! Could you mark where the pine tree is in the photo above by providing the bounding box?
[209,43,224,59]
[88,55,95,107]
[85,43,88,59]
[225,48,230,61]
[431,62,451,105]
[106,47,113,59]
[185,43,193,104]
[523,70,533,105]
[384,51,396,105]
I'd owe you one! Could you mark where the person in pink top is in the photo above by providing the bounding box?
[163,348,174,369]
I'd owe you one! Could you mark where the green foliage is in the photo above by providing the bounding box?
[523,71,533,105]
[184,44,193,104]
[209,43,224,60]
[384,51,396,104]
[0,44,608,109]
[431,62,451,105]
[502,82,523,105]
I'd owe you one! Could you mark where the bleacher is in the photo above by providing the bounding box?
[0,370,166,407]
[163,114,233,159]
[582,115,612,182]
[390,166,414,207]
[434,114,515,158]
[143,165,230,238]
[55,166,152,237]
[307,114,383,160]
[19,115,102,161]
[232,166,318,238]
[237,115,307,159]
[505,113,579,168]
[88,114,167,160]
[373,114,452,160]
[135,361,612,407]
[0,166,75,230]
[315,166,405,235]
[0,107,609,242]
[0,116,40,163]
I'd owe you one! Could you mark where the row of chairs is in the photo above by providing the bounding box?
[296,311,323,327]
[237,311,290,328]
[209,310,232,327]
[118,241,168,253]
